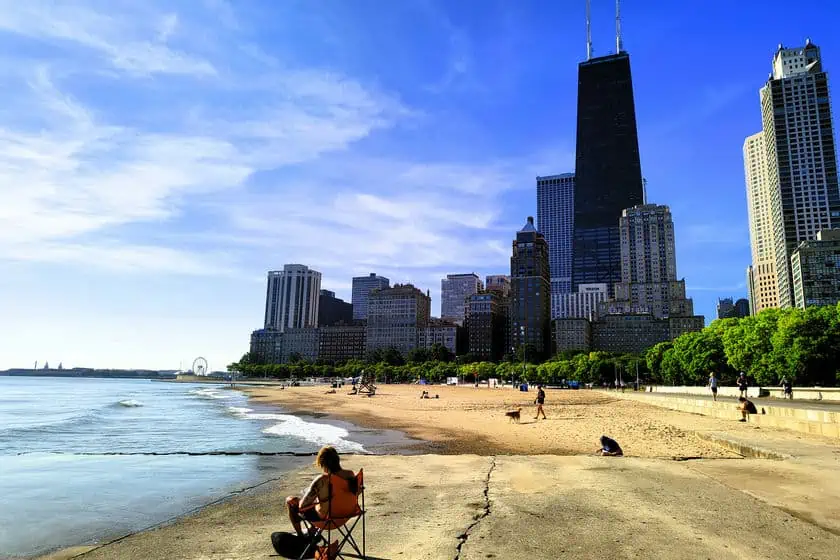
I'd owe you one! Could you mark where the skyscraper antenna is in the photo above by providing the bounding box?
[643,178,648,204]
[616,0,623,53]
[586,0,592,60]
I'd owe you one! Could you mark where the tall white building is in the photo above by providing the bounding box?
[537,173,575,318]
[351,273,390,321]
[744,132,779,313]
[557,283,608,321]
[759,39,840,307]
[441,273,483,326]
[264,265,322,332]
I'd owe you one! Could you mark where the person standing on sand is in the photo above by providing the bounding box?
[708,373,719,401]
[534,385,547,420]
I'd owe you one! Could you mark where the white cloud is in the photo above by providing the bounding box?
[0,1,216,77]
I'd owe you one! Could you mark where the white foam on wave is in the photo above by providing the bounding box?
[189,388,230,400]
[117,399,143,407]
[262,415,366,453]
[227,406,254,416]
[227,408,365,453]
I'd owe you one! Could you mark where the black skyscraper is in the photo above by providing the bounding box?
[572,52,644,294]
[510,217,552,360]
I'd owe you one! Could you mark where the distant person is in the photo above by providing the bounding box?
[534,385,547,420]
[780,377,793,400]
[597,435,623,456]
[285,446,357,537]
[708,373,719,401]
[737,396,758,422]
[737,373,748,398]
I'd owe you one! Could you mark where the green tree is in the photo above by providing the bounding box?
[429,344,454,362]
[407,348,431,363]
[381,347,405,366]
[772,306,840,385]
[722,309,781,384]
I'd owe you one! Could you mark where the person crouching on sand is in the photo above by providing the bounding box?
[285,446,357,537]
[597,435,623,456]
[737,397,758,422]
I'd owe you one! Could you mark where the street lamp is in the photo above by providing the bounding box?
[520,325,526,382]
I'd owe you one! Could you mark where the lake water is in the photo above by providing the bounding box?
[0,377,405,558]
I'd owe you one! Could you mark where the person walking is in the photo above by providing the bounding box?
[708,373,719,401]
[534,385,547,420]
[780,376,793,400]
[737,372,748,398]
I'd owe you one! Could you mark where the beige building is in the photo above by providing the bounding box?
[759,40,840,308]
[419,318,458,356]
[366,284,431,356]
[606,204,696,319]
[743,132,779,313]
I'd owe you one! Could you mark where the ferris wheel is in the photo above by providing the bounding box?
[192,357,209,376]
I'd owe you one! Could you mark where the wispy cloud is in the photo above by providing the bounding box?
[0,0,560,286]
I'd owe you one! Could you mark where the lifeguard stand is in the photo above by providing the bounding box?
[357,371,377,396]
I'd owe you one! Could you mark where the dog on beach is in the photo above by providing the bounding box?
[505,407,522,423]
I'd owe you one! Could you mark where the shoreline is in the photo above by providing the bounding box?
[28,389,416,560]
[31,384,840,559]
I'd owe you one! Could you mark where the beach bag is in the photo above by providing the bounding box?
[270,531,316,559]
[315,541,339,560]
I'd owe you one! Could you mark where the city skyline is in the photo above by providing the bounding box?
[2,1,839,369]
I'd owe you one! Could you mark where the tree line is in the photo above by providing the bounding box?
[229,305,840,387]
[647,304,840,387]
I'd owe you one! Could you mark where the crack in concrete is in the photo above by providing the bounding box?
[454,456,496,560]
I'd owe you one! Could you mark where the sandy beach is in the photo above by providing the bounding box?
[245,384,829,457]
[37,385,840,560]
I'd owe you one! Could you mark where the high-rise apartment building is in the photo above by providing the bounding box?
[365,284,431,356]
[264,265,321,332]
[573,51,644,294]
[441,273,483,326]
[603,204,694,319]
[319,323,366,364]
[791,229,840,309]
[318,290,353,327]
[537,173,575,315]
[744,133,779,313]
[510,217,551,359]
[467,291,509,361]
[351,273,390,321]
[758,39,840,307]
[485,275,511,298]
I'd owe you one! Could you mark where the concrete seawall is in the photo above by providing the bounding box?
[616,392,840,440]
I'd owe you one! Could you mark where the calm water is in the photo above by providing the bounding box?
[0,377,394,558]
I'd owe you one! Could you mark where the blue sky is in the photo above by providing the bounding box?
[1,0,839,370]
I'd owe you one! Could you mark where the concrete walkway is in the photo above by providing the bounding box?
[634,390,840,412]
[43,454,840,560]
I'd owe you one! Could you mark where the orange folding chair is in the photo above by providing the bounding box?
[298,469,366,560]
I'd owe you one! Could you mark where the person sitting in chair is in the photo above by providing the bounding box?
[285,446,357,537]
